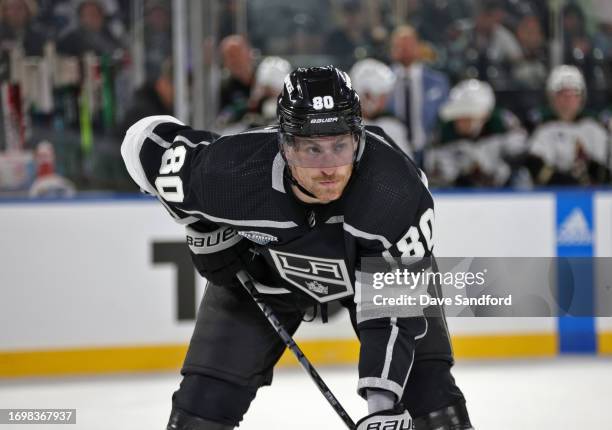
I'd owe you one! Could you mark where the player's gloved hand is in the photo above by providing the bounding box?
[355,404,412,430]
[187,224,269,286]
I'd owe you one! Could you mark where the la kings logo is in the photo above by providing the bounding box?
[269,250,353,302]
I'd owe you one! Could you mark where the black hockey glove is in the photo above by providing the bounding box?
[355,404,412,430]
[187,224,269,286]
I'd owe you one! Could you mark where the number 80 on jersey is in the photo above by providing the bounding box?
[155,146,186,203]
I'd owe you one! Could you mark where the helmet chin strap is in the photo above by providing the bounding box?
[283,167,319,200]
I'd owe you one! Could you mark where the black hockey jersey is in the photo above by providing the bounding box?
[122,115,448,402]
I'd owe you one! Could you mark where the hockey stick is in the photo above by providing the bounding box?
[236,270,356,429]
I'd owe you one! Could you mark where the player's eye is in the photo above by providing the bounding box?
[333,142,348,153]
[305,145,322,155]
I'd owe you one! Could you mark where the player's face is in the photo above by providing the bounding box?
[454,116,487,137]
[286,134,356,203]
[552,89,582,121]
[284,133,358,168]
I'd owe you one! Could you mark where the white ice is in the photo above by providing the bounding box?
[1,357,611,429]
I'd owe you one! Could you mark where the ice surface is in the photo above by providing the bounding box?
[0,357,610,429]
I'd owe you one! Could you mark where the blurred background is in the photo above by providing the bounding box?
[0,0,610,193]
[0,0,611,428]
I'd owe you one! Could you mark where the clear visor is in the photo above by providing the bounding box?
[282,133,359,168]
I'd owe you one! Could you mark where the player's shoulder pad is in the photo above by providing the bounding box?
[217,125,279,141]
[345,129,431,245]
[203,124,278,168]
[364,125,410,156]
[196,124,280,213]
[121,115,188,194]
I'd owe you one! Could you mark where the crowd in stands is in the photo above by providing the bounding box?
[219,0,612,188]
[0,0,171,194]
[0,0,610,195]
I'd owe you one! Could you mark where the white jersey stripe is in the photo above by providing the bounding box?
[343,223,392,249]
[181,208,298,229]
[121,115,184,194]
[357,377,403,401]
[381,317,399,380]
[220,127,278,139]
[174,135,211,147]
[366,130,394,148]
[402,349,416,390]
[325,216,344,224]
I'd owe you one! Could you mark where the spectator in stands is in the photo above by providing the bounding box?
[38,0,126,40]
[561,2,596,88]
[29,141,76,198]
[413,0,473,48]
[498,0,549,35]
[117,59,173,139]
[216,34,255,127]
[144,0,171,83]
[513,11,548,89]
[220,56,292,134]
[57,0,123,57]
[0,0,47,56]
[425,79,528,188]
[593,0,612,59]
[451,0,523,88]
[325,0,380,70]
[526,65,611,186]
[350,58,412,159]
[111,57,173,192]
[388,25,449,166]
[594,25,612,63]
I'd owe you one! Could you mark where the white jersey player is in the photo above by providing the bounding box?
[425,79,528,187]
[527,65,611,185]
[350,58,413,159]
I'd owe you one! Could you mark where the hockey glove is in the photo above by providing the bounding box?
[355,404,413,430]
[187,224,269,286]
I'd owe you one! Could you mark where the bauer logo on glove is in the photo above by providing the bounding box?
[355,405,414,430]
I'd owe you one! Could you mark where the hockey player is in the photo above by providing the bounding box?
[425,79,528,188]
[349,58,413,159]
[526,65,611,185]
[121,66,472,429]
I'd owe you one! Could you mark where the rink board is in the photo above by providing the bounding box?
[595,194,612,354]
[1,190,611,377]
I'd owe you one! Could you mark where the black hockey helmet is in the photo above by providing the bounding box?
[277,66,365,168]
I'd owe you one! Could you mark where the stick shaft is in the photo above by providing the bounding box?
[236,271,356,429]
